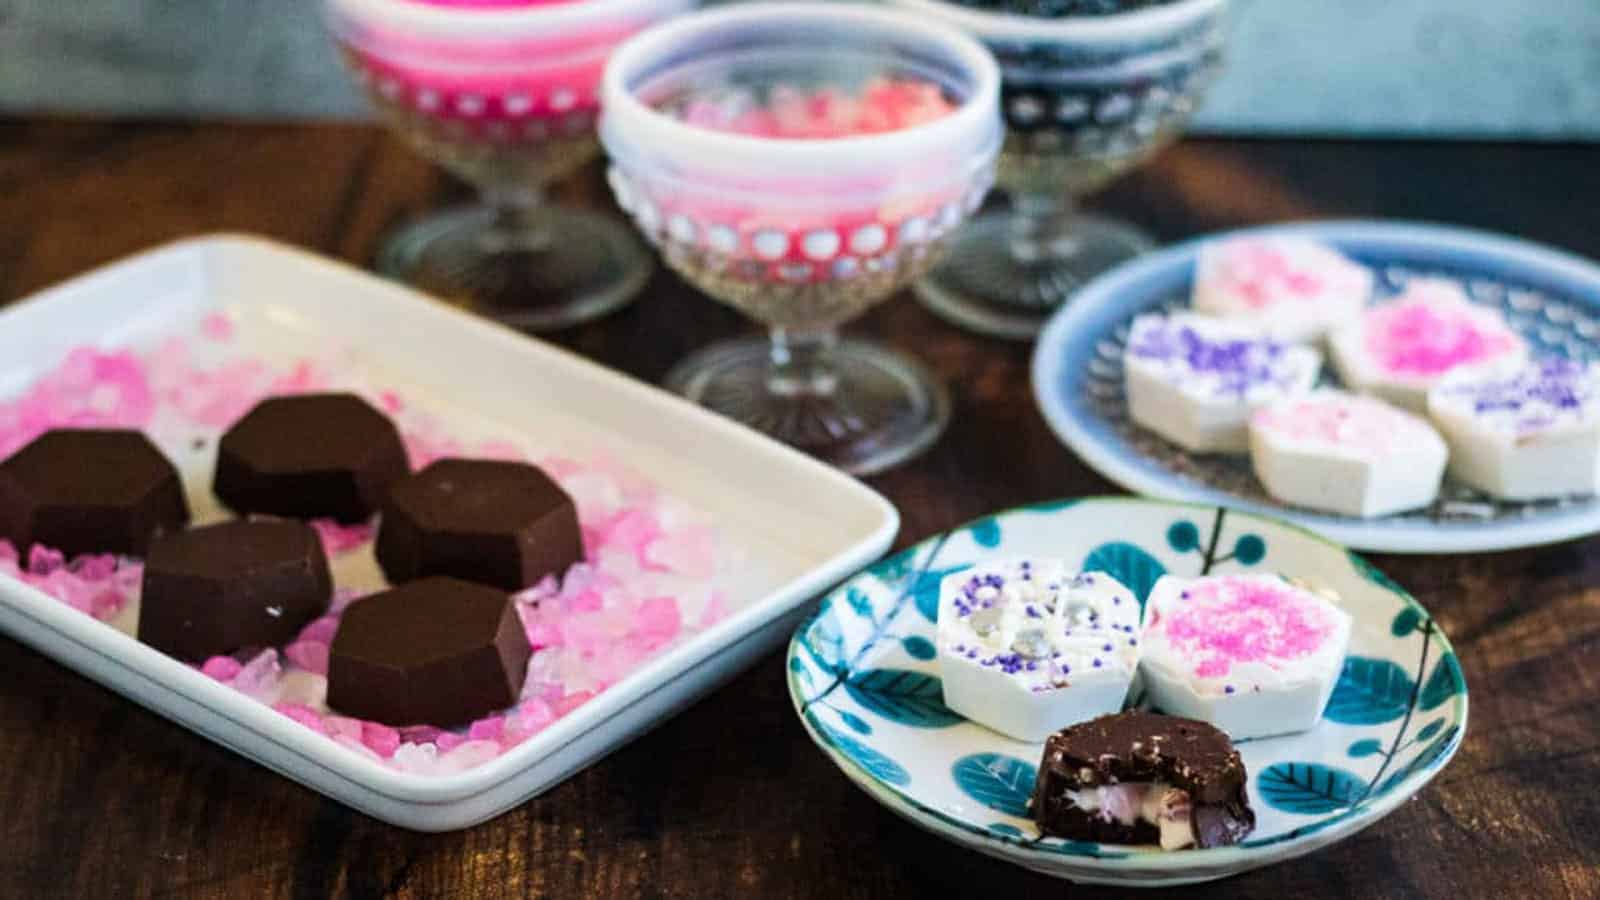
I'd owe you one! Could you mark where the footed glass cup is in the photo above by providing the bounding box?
[326,0,695,330]
[891,0,1228,339]
[600,3,1002,475]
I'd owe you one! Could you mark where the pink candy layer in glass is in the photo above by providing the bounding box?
[673,78,957,140]
[333,0,670,137]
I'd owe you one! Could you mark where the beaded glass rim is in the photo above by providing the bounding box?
[599,2,1002,171]
[1032,219,1600,554]
[887,0,1227,45]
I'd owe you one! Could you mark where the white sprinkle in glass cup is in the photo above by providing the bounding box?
[325,0,696,330]
[600,3,1003,475]
[888,0,1229,339]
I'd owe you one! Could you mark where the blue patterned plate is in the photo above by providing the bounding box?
[786,497,1466,887]
[1031,220,1600,553]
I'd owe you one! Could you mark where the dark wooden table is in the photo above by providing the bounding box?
[1,120,1598,899]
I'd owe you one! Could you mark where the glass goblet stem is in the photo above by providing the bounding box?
[479,185,553,254]
[1008,189,1079,265]
[767,328,841,398]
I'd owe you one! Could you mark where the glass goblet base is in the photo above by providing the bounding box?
[377,205,653,332]
[914,208,1154,341]
[665,337,951,476]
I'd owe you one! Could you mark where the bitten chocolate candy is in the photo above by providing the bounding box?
[1031,711,1255,849]
[376,458,583,591]
[215,393,409,524]
[138,520,332,661]
[327,577,531,726]
[0,429,190,556]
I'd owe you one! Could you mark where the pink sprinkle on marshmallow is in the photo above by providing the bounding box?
[1251,391,1432,457]
[1361,281,1521,377]
[1151,576,1338,679]
[199,312,235,341]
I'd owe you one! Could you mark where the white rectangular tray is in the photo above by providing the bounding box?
[0,234,898,831]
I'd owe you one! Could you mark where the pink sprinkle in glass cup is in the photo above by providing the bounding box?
[600,3,1002,475]
[325,0,696,330]
[888,0,1229,339]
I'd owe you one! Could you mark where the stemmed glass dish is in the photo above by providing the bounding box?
[889,0,1228,339]
[599,3,1002,475]
[326,0,696,330]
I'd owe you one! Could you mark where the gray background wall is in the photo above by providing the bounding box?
[1,0,1597,139]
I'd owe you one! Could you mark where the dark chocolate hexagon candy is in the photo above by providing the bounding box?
[376,458,583,591]
[0,429,190,556]
[138,519,332,661]
[215,393,409,524]
[327,576,531,726]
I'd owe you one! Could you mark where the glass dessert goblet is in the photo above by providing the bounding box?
[600,3,1002,475]
[326,0,696,330]
[889,0,1229,339]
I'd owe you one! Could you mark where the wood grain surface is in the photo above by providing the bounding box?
[0,119,1597,899]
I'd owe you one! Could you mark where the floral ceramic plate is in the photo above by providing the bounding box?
[786,497,1466,887]
[1032,220,1600,553]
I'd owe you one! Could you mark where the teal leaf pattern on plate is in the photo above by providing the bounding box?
[788,656,813,687]
[838,710,872,736]
[1347,739,1384,758]
[844,669,963,728]
[901,635,936,660]
[809,712,910,787]
[845,587,874,620]
[1414,718,1444,743]
[969,518,1002,548]
[1324,656,1414,725]
[911,565,970,624]
[1232,534,1266,565]
[1167,520,1201,552]
[1257,763,1362,815]
[988,823,1025,838]
[1029,498,1080,512]
[1081,542,1166,608]
[1419,652,1464,711]
[1391,606,1424,637]
[952,753,1038,818]
[1380,725,1461,795]
[868,546,918,585]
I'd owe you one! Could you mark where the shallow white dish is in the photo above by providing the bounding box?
[0,234,897,831]
[787,497,1466,886]
[1032,220,1600,553]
